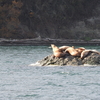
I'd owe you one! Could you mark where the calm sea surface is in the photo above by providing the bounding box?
[0,45,100,100]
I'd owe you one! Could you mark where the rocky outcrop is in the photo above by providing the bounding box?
[38,52,100,66]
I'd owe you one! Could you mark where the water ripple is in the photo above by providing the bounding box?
[0,46,100,100]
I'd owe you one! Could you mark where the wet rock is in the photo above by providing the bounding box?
[38,52,100,66]
[82,53,100,65]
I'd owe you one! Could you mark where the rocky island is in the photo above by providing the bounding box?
[37,44,100,66]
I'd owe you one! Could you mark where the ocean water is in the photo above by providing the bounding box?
[0,45,100,100]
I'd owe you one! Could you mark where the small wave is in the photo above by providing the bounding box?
[83,64,98,66]
[29,61,41,66]
[29,62,60,67]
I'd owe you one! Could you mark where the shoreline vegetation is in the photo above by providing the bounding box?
[0,1,100,40]
[0,38,100,46]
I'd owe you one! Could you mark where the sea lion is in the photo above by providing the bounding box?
[65,46,80,56]
[91,50,100,54]
[51,44,66,57]
[75,47,85,56]
[81,49,100,59]
[81,50,91,59]
[59,46,70,52]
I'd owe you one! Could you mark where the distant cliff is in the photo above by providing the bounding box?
[0,0,100,40]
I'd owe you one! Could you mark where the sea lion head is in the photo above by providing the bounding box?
[51,44,61,52]
[51,44,57,48]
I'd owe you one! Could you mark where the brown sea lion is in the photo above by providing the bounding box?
[92,50,100,54]
[65,46,80,56]
[51,44,66,57]
[81,49,100,59]
[81,50,91,59]
[75,47,85,56]
[59,46,70,52]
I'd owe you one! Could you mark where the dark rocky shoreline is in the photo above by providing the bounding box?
[0,38,100,46]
